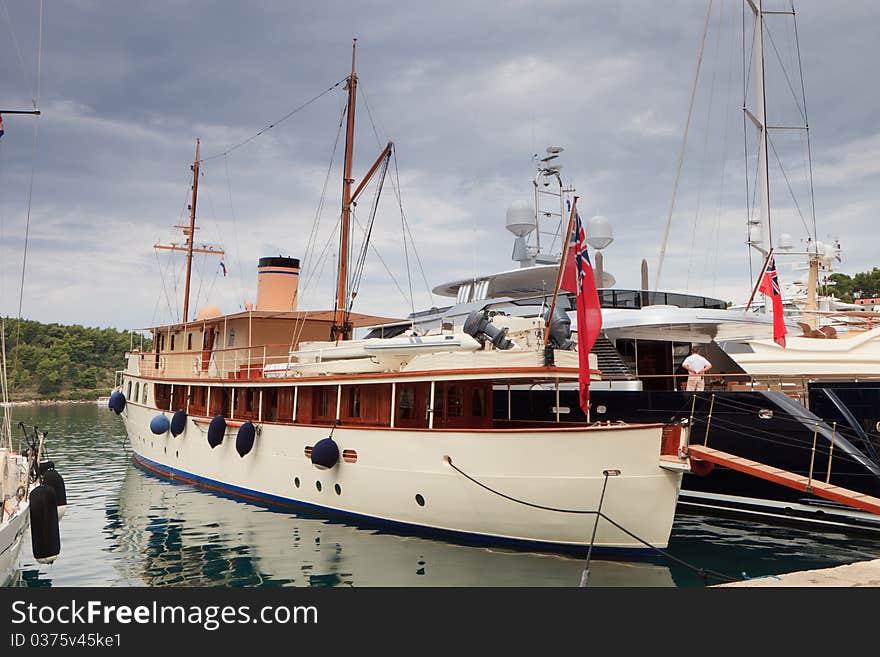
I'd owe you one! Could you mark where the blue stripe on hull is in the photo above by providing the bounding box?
[131,452,657,559]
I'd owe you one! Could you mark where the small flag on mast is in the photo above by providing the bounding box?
[0,114,5,138]
[219,260,227,277]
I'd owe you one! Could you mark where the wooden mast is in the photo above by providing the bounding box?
[333,39,358,342]
[183,139,201,323]
[153,138,224,323]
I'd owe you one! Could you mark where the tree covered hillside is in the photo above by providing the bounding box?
[1,318,149,400]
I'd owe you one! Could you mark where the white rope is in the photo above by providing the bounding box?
[655,0,714,289]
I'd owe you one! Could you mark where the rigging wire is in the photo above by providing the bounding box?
[347,151,390,316]
[9,0,43,396]
[767,134,812,237]
[223,154,248,310]
[360,83,434,308]
[655,0,714,290]
[791,1,818,242]
[686,0,724,294]
[0,0,36,106]
[742,0,754,287]
[200,79,346,163]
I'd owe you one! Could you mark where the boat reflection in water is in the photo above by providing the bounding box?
[106,464,675,587]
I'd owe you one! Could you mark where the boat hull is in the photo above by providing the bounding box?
[121,401,683,554]
[0,500,29,587]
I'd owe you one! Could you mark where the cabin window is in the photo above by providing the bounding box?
[348,387,361,418]
[228,329,235,347]
[170,334,175,351]
[134,382,140,402]
[126,380,132,398]
[262,388,279,422]
[314,386,337,420]
[142,383,149,405]
[399,387,414,420]
[446,385,464,417]
[472,387,485,417]
[187,333,193,350]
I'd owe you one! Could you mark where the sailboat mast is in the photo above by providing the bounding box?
[182,139,201,324]
[750,0,773,252]
[334,39,358,341]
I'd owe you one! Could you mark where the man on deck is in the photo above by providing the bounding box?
[682,345,712,392]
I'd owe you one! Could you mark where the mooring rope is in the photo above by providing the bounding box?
[446,456,738,584]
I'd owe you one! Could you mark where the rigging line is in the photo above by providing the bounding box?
[791,2,818,242]
[762,21,806,124]
[36,0,42,106]
[199,79,345,163]
[706,6,739,296]
[395,154,416,318]
[301,104,346,295]
[0,0,35,105]
[223,154,248,309]
[10,114,40,395]
[767,134,811,238]
[347,153,390,316]
[291,220,340,347]
[655,0,714,290]
[350,213,412,308]
[742,0,753,288]
[154,248,176,324]
[447,459,738,584]
[687,0,724,295]
[393,151,433,308]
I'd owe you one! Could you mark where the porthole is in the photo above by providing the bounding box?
[294,477,301,488]
[595,405,607,414]
[334,483,342,496]
[415,494,425,507]
[316,481,322,492]
[758,409,773,420]
[175,451,179,458]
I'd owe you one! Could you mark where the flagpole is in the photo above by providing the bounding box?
[543,195,579,346]
[744,247,775,312]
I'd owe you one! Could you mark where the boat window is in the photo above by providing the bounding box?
[227,329,235,347]
[456,284,472,304]
[170,334,176,351]
[473,280,489,301]
[446,385,464,417]
[399,387,414,420]
[134,381,140,402]
[472,387,485,417]
[349,387,361,418]
[142,383,149,405]
[126,380,132,398]
[187,333,193,350]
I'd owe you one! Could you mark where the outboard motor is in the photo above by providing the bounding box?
[543,305,574,350]
[463,311,513,350]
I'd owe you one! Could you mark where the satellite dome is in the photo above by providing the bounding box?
[585,215,614,250]
[506,201,536,237]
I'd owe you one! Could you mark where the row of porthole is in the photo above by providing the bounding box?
[291,476,426,507]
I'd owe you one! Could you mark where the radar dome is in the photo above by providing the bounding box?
[506,201,536,237]
[585,215,614,250]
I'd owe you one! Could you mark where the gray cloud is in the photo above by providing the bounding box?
[1,0,879,331]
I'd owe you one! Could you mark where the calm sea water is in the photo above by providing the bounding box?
[6,404,880,587]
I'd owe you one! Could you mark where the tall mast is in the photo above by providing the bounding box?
[154,138,224,323]
[183,139,201,323]
[333,39,358,341]
[747,0,772,254]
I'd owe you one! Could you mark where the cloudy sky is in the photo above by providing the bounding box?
[1,0,879,332]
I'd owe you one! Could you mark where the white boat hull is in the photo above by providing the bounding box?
[121,401,683,552]
[0,499,29,587]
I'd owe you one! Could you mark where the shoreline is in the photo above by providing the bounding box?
[1,398,104,407]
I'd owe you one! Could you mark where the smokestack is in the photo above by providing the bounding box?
[256,256,300,311]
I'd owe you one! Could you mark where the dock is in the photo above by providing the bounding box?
[716,558,880,587]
